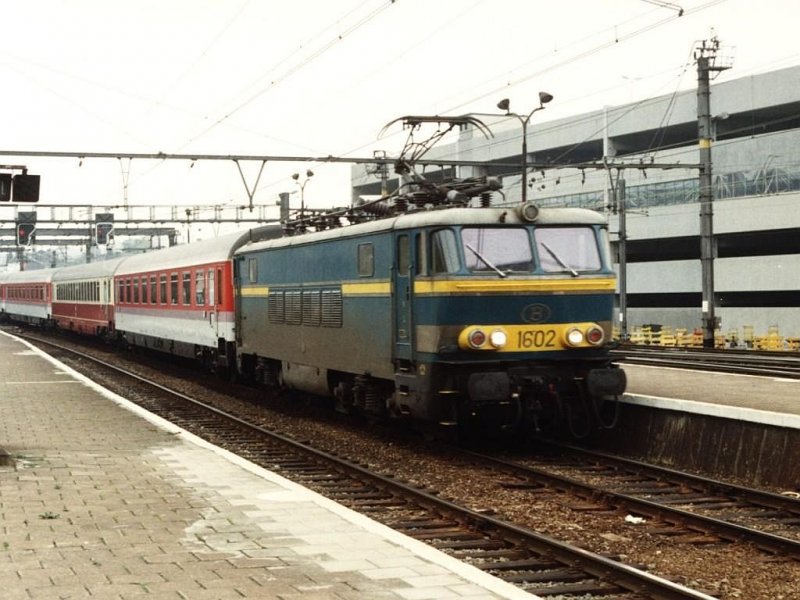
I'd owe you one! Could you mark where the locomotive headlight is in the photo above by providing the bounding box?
[565,328,584,347]
[586,325,605,345]
[467,329,487,349]
[489,329,508,349]
[458,326,507,350]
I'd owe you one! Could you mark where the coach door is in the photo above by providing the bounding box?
[208,267,219,337]
[393,233,414,360]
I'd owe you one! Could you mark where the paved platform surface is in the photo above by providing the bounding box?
[622,363,800,429]
[0,330,536,600]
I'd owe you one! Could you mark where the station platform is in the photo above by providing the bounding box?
[0,330,535,600]
[622,363,800,430]
[603,363,800,488]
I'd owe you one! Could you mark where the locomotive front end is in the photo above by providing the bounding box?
[398,204,626,438]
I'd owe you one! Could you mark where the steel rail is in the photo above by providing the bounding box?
[459,442,800,559]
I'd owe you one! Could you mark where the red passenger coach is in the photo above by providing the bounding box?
[52,257,125,336]
[0,268,54,326]
[113,226,280,371]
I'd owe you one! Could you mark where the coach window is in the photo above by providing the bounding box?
[133,277,140,304]
[150,275,157,304]
[170,273,178,305]
[215,268,223,305]
[357,243,374,277]
[182,272,191,305]
[126,279,133,304]
[158,274,166,304]
[207,269,215,306]
[430,229,460,274]
[195,271,205,305]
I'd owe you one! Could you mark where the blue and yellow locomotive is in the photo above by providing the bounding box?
[234,192,625,438]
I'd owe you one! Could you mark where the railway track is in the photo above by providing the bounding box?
[459,444,800,561]
[21,333,715,600]
[612,345,800,379]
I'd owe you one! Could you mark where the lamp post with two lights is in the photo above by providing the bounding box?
[291,169,314,221]
[496,91,553,203]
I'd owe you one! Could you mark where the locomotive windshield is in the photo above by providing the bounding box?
[461,228,533,273]
[430,225,603,275]
[534,227,601,273]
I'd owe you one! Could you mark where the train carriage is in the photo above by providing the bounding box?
[234,204,626,436]
[0,268,54,327]
[113,226,281,370]
[52,257,126,336]
[0,271,8,316]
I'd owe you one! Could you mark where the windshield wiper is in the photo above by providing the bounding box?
[540,242,579,277]
[465,243,508,278]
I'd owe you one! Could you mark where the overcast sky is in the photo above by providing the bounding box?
[2,0,798,216]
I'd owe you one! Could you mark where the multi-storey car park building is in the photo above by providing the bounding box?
[351,65,800,341]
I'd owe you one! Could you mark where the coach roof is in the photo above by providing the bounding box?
[52,256,128,282]
[115,225,282,275]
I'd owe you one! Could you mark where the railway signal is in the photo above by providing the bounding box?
[96,222,114,245]
[0,173,11,201]
[0,169,40,202]
[95,212,115,245]
[12,174,41,202]
[16,222,36,246]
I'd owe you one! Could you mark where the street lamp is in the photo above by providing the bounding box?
[496,91,553,203]
[291,169,314,221]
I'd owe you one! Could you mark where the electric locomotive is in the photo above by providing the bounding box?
[234,193,625,438]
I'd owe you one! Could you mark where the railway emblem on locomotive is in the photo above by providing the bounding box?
[521,303,551,324]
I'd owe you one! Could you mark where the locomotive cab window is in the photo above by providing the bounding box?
[357,243,374,277]
[415,232,427,275]
[397,235,409,275]
[248,258,258,283]
[430,229,460,274]
[462,227,533,274]
[534,227,601,273]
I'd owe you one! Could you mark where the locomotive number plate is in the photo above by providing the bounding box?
[501,322,602,352]
[509,326,561,351]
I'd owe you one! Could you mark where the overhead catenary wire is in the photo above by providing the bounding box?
[260,0,728,198]
[178,0,398,151]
